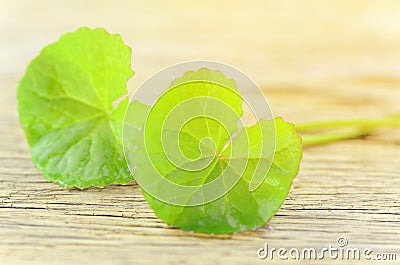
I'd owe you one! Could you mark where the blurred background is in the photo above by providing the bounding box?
[2,0,400,122]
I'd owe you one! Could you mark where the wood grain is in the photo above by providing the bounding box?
[1,1,400,264]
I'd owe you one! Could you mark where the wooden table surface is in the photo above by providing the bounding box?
[1,1,399,264]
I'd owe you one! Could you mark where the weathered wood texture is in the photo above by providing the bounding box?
[1,1,399,264]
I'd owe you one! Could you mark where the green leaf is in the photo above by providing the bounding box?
[17,27,134,188]
[124,68,302,234]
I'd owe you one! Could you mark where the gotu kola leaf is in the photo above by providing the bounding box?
[17,27,134,188]
[123,68,302,234]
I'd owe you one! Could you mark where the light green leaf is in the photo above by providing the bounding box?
[17,27,134,188]
[124,68,302,234]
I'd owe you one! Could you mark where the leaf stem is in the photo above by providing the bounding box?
[301,129,368,146]
[296,118,400,132]
[296,116,400,147]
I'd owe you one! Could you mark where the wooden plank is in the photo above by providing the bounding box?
[1,1,399,264]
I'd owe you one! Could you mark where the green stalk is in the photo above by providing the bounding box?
[296,118,400,132]
[300,129,368,147]
[296,117,400,147]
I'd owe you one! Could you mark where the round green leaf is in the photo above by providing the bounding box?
[124,68,302,233]
[17,27,134,188]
